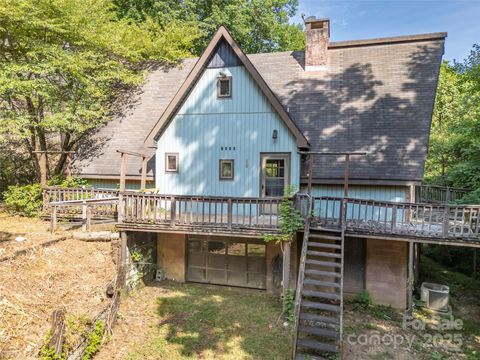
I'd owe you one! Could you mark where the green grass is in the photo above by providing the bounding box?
[126,282,291,360]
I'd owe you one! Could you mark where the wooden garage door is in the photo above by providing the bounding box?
[187,236,266,289]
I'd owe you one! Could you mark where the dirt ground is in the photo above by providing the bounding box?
[0,213,116,359]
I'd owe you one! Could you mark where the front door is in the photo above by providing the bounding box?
[260,154,290,197]
[260,154,290,215]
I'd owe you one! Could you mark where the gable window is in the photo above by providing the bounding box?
[165,153,179,173]
[217,75,231,98]
[219,159,234,180]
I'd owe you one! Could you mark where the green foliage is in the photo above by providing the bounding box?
[82,320,104,360]
[425,46,480,197]
[353,290,374,310]
[48,176,90,188]
[422,244,477,278]
[39,331,62,360]
[113,0,305,55]
[263,185,303,244]
[0,0,198,181]
[3,183,43,216]
[283,288,295,323]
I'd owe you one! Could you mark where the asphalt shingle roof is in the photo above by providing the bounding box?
[75,33,445,185]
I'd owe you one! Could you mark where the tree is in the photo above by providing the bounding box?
[113,0,305,55]
[0,0,199,182]
[425,45,480,198]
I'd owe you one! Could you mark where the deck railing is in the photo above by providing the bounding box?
[43,187,480,242]
[120,191,284,230]
[313,196,480,240]
[43,187,119,218]
[415,185,471,204]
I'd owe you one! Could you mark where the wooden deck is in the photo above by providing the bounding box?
[43,187,480,244]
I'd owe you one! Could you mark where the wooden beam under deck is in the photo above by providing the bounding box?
[345,232,480,248]
[116,223,278,238]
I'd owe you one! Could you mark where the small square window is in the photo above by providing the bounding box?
[219,159,234,180]
[217,77,231,98]
[165,153,178,173]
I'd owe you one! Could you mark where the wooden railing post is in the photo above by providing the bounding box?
[442,205,450,238]
[170,197,176,227]
[391,205,397,233]
[86,205,92,231]
[50,205,57,234]
[82,200,87,231]
[227,198,233,229]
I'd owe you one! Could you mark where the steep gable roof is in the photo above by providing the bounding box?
[75,31,445,186]
[144,26,309,149]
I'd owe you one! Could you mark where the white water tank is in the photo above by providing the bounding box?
[421,282,450,312]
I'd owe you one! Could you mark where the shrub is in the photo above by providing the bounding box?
[48,175,90,188]
[3,183,43,217]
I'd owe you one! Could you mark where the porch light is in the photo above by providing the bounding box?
[272,129,278,140]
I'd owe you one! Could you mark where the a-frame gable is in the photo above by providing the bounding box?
[145,26,309,149]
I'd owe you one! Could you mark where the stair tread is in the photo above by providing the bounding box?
[299,325,340,339]
[297,339,339,353]
[306,259,341,268]
[304,279,341,288]
[300,312,340,325]
[309,234,342,241]
[308,242,342,250]
[303,290,341,301]
[302,301,341,313]
[307,250,342,258]
[296,353,327,360]
[305,269,341,278]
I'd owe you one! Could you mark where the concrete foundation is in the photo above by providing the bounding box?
[366,238,407,309]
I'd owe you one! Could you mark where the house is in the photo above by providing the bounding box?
[71,17,454,358]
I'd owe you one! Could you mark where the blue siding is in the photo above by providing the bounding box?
[304,185,407,202]
[155,66,299,197]
[305,185,408,222]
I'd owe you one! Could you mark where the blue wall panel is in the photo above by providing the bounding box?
[155,66,300,197]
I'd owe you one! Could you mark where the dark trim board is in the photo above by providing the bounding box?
[346,232,480,249]
[300,178,421,186]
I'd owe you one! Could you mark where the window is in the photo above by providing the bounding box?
[217,77,231,98]
[219,159,234,180]
[165,153,178,173]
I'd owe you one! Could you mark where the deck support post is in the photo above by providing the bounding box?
[119,152,126,192]
[344,154,350,198]
[39,152,48,186]
[282,241,291,309]
[406,241,414,317]
[65,153,72,179]
[120,231,128,267]
[307,154,313,195]
[473,249,477,279]
[141,156,147,190]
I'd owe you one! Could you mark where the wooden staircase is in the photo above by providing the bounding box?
[293,220,345,360]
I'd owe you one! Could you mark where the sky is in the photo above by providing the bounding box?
[293,0,480,63]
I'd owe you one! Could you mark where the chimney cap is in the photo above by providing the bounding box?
[304,16,330,24]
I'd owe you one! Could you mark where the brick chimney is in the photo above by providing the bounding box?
[305,17,330,71]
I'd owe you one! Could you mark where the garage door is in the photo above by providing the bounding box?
[187,236,266,289]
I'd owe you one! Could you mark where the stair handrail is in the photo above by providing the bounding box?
[292,194,313,359]
[339,198,347,357]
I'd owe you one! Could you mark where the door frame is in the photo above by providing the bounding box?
[259,152,291,198]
